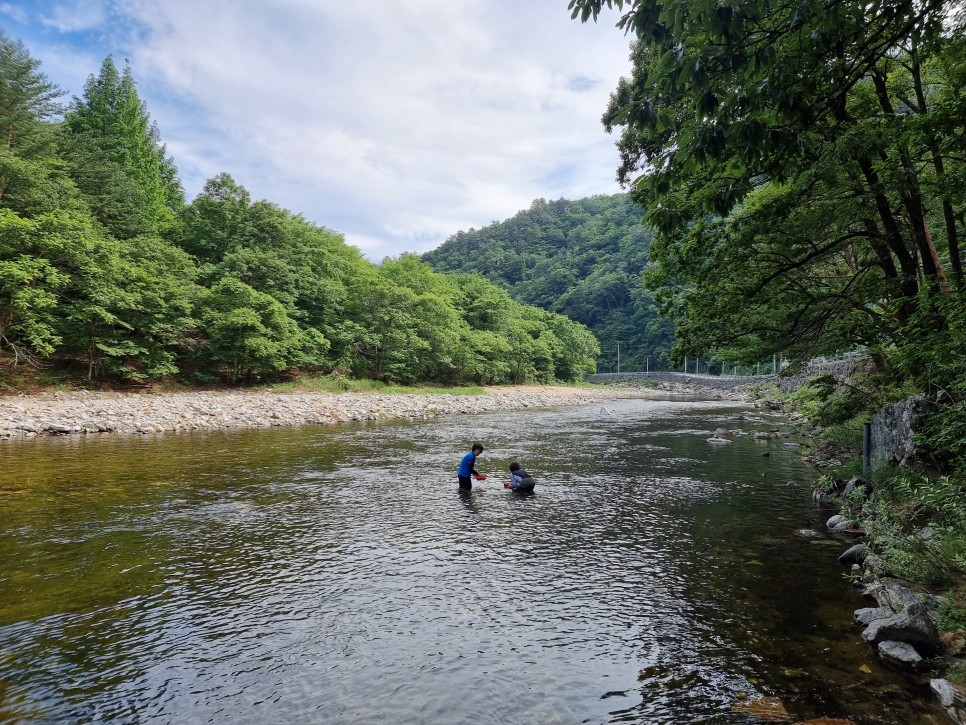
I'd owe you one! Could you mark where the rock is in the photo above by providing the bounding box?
[931,679,966,725]
[877,640,924,669]
[862,554,884,579]
[826,515,851,533]
[871,582,925,612]
[826,514,847,529]
[854,607,890,626]
[842,476,866,496]
[0,387,645,439]
[839,543,868,565]
[871,396,930,467]
[731,696,790,721]
[815,494,837,509]
[860,602,939,654]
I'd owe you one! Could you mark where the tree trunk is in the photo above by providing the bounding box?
[911,58,963,289]
[870,69,947,289]
[855,156,918,300]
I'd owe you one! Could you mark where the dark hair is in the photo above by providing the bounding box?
[509,461,521,472]
[472,443,484,453]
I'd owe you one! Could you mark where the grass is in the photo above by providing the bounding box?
[2,358,592,397]
[266,375,485,396]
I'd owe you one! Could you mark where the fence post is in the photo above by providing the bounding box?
[862,422,872,477]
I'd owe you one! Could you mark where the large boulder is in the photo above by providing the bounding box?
[861,601,939,654]
[871,395,930,467]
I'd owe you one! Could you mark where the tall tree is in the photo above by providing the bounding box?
[64,56,182,236]
[0,32,79,216]
[0,32,62,158]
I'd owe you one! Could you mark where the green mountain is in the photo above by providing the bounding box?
[422,194,674,372]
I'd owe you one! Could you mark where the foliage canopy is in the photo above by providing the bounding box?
[0,38,599,387]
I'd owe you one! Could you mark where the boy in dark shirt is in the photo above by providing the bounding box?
[508,461,536,492]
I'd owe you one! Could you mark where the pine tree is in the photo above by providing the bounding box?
[64,56,182,236]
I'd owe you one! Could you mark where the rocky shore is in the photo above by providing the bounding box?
[0,385,654,439]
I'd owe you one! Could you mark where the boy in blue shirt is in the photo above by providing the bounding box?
[457,443,485,490]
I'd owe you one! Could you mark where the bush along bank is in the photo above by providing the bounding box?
[752,378,966,724]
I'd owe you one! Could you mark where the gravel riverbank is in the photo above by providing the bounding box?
[0,385,654,439]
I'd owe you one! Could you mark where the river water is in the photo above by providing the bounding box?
[0,397,945,724]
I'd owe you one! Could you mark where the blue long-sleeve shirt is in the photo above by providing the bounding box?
[458,451,478,477]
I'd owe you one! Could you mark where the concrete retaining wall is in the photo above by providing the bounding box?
[586,371,768,391]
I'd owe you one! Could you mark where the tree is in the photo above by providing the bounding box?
[194,277,326,383]
[379,255,467,382]
[0,209,69,364]
[0,33,62,159]
[64,56,182,236]
[573,0,966,368]
[0,33,79,217]
[176,172,251,262]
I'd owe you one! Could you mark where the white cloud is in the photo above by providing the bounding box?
[39,0,106,32]
[13,0,634,258]
[0,2,28,23]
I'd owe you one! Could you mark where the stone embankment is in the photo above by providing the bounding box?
[0,386,643,439]
[586,371,759,398]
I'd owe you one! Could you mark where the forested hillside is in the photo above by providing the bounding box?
[422,195,674,372]
[0,34,599,388]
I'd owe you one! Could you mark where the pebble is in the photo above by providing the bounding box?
[0,387,649,439]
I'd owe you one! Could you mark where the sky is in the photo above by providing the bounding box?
[0,1,633,260]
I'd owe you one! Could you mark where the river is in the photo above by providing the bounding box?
[0,397,945,723]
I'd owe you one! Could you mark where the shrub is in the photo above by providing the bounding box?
[849,471,966,586]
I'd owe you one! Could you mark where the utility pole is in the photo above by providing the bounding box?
[646,356,650,374]
[616,342,621,374]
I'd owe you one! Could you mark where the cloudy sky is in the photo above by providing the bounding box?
[1,1,632,259]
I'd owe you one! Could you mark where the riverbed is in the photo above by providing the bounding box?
[0,385,648,438]
[0,397,946,723]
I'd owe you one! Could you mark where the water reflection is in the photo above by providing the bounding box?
[0,399,946,723]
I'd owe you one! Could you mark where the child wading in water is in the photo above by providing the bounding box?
[457,443,486,490]
[507,461,536,492]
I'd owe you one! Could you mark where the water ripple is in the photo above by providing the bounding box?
[0,399,943,723]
